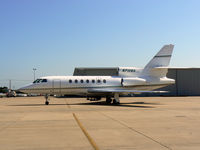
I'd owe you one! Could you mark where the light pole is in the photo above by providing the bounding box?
[33,68,37,81]
[9,80,11,91]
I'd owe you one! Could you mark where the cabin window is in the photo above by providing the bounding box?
[97,79,101,83]
[80,79,84,83]
[69,79,72,83]
[92,80,95,83]
[75,79,78,83]
[86,79,89,83]
[41,79,47,83]
[103,79,106,83]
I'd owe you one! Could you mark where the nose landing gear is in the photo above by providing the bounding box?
[45,94,50,105]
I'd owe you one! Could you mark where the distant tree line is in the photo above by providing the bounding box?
[0,87,8,93]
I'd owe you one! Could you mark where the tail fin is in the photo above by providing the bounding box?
[141,44,174,77]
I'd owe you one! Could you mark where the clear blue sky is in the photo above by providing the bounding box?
[0,0,200,88]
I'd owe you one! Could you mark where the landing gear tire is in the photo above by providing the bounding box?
[45,101,49,105]
[113,99,120,105]
[106,98,112,104]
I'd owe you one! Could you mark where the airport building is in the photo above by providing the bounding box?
[74,67,200,96]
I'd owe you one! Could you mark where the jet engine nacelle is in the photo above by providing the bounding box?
[122,77,146,86]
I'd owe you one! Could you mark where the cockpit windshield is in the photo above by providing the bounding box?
[33,79,47,83]
[33,79,40,83]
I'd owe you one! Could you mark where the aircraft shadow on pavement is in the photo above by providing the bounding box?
[9,101,160,108]
[69,101,157,108]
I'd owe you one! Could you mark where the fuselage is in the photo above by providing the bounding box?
[19,75,175,96]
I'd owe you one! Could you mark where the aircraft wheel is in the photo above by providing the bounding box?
[113,99,120,105]
[45,101,49,105]
[106,98,112,104]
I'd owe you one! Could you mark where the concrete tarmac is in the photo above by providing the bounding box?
[0,96,200,150]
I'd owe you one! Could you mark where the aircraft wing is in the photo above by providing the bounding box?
[88,88,168,94]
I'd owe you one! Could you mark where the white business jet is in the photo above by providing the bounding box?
[19,44,175,105]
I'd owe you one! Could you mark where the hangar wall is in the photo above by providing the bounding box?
[73,67,200,96]
[164,68,200,96]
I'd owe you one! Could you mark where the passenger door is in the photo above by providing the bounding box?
[52,79,61,95]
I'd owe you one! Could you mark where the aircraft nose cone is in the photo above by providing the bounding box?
[18,85,31,93]
[18,87,27,93]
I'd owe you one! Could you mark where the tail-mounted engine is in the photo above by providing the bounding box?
[122,77,146,86]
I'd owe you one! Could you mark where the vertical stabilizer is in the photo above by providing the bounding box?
[141,44,174,77]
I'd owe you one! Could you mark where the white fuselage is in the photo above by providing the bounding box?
[19,75,174,96]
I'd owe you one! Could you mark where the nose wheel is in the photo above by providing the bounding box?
[45,101,49,105]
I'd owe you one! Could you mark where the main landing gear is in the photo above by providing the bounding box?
[45,94,50,105]
[106,93,120,104]
[106,97,112,104]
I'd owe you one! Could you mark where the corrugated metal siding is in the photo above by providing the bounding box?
[159,68,200,96]
[177,69,193,95]
[164,69,177,96]
[176,69,200,96]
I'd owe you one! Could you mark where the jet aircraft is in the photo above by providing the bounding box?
[19,44,175,105]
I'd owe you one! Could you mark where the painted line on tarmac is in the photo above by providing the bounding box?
[66,100,99,149]
[100,112,172,150]
[73,113,100,150]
